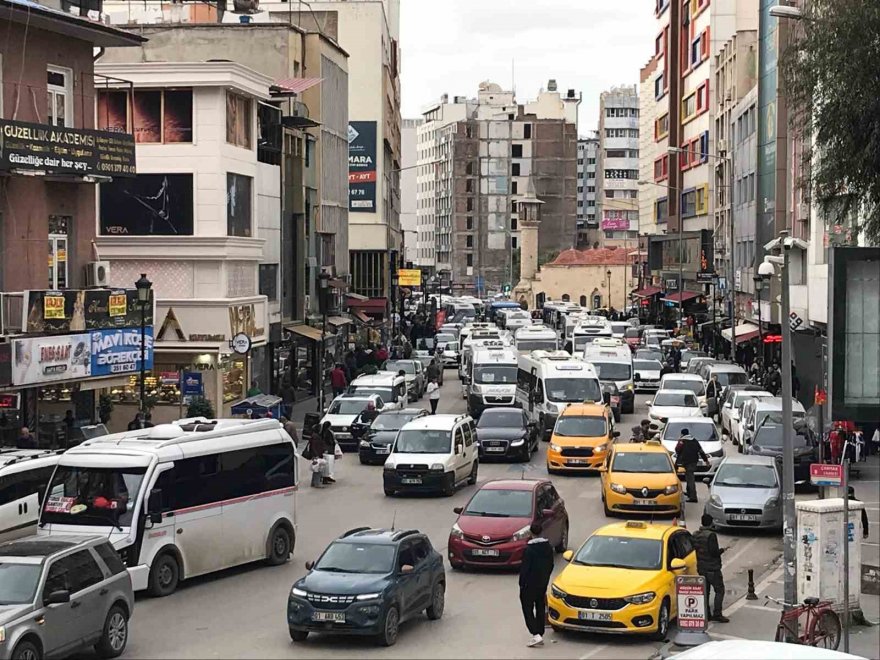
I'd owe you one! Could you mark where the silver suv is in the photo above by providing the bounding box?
[0,535,134,660]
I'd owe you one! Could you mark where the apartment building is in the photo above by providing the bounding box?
[596,85,640,245]
[638,57,661,238]
[576,135,599,246]
[400,118,423,266]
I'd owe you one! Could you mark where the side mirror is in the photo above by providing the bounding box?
[400,564,414,574]
[702,477,712,485]
[645,402,652,407]
[453,506,463,515]
[677,466,686,475]
[45,589,71,606]
[305,560,314,570]
[562,550,574,562]
[147,488,163,522]
[612,431,620,438]
[670,558,687,571]
[597,465,607,473]
[633,373,641,381]
[454,444,462,455]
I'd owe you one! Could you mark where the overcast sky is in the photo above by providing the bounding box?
[399,0,657,135]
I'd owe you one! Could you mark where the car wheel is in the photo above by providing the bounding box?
[602,496,613,517]
[426,581,445,620]
[467,461,479,485]
[556,522,569,553]
[266,525,292,566]
[11,640,40,660]
[289,629,309,642]
[95,604,128,658]
[384,488,395,497]
[148,552,180,597]
[613,411,621,423]
[378,605,400,646]
[442,473,456,497]
[359,456,368,465]
[651,599,670,641]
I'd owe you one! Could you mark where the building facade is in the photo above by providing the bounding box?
[400,118,423,266]
[596,85,640,245]
[638,57,661,238]
[576,135,599,246]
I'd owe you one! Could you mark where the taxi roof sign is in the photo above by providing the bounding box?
[626,521,648,529]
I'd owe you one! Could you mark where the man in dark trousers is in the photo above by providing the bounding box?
[675,429,709,503]
[518,521,555,647]
[693,513,729,622]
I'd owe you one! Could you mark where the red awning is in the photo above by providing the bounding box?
[631,286,662,298]
[661,291,702,305]
[346,296,387,312]
[353,310,372,324]
[271,77,322,95]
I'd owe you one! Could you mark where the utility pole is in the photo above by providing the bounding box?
[779,234,797,611]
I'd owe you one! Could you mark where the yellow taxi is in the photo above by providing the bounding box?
[599,441,682,516]
[547,403,618,474]
[548,521,698,639]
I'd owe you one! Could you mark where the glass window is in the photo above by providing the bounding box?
[553,416,607,437]
[589,362,632,380]
[0,562,42,604]
[661,379,706,396]
[573,535,662,570]
[44,550,104,596]
[611,451,673,473]
[226,91,253,149]
[544,378,602,404]
[662,421,717,442]
[47,66,71,127]
[477,409,523,428]
[653,392,699,407]
[316,541,395,574]
[222,357,247,403]
[227,173,253,237]
[395,429,451,454]
[464,488,533,517]
[43,466,147,527]
[94,542,126,576]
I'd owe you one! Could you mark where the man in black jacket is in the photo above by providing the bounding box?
[675,429,709,503]
[693,514,728,622]
[518,522,555,647]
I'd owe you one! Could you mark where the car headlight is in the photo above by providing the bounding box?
[359,440,370,448]
[510,437,525,446]
[610,482,627,494]
[549,443,562,452]
[471,384,482,393]
[624,591,656,605]
[626,383,634,391]
[430,463,445,471]
[664,484,679,495]
[450,522,464,539]
[550,583,567,599]
[594,443,607,453]
[0,626,6,643]
[356,593,381,601]
[708,494,723,508]
[765,496,780,508]
[291,587,308,598]
[512,524,532,541]
[383,463,396,471]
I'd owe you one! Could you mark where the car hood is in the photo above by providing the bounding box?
[609,471,678,489]
[320,413,359,427]
[456,515,531,540]
[711,484,778,506]
[365,430,398,445]
[651,406,702,418]
[557,565,656,597]
[0,604,32,623]
[387,452,449,466]
[476,427,526,441]
[551,433,608,448]
[298,570,390,596]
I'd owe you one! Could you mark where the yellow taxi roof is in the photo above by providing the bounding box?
[613,440,666,453]
[593,520,674,541]
[560,403,607,417]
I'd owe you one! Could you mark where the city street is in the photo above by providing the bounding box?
[120,372,810,659]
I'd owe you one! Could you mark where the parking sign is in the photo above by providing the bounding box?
[676,575,707,631]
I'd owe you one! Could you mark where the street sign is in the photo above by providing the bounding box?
[789,311,804,331]
[810,463,843,487]
[398,269,422,287]
[675,575,707,631]
[230,332,252,355]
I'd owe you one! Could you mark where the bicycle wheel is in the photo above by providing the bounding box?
[775,618,799,644]
[810,610,841,650]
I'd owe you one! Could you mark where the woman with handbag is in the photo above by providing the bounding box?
[321,422,340,485]
[304,426,327,488]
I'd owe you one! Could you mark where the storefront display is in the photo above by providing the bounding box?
[222,357,247,403]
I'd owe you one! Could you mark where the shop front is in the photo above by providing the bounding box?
[280,320,352,401]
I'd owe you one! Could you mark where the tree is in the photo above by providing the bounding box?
[186,397,215,419]
[780,0,880,241]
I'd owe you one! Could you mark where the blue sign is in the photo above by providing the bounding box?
[90,328,153,377]
[181,371,204,397]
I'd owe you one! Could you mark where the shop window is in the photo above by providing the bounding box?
[227,173,253,237]
[226,91,253,149]
[48,215,70,289]
[223,357,247,403]
[47,66,72,128]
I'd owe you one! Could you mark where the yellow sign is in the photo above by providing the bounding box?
[43,295,65,319]
[108,293,127,317]
[398,269,422,287]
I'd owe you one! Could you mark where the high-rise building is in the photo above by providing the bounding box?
[401,118,423,266]
[577,135,599,246]
[596,85,640,245]
[638,57,661,239]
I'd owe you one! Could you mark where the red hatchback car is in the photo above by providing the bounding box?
[447,479,569,569]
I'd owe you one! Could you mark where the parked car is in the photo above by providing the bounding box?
[448,479,568,569]
[357,409,429,465]
[288,528,445,646]
[679,349,707,371]
[0,535,134,660]
[686,357,717,375]
[319,394,385,451]
[746,423,817,481]
[474,407,539,462]
[720,389,773,439]
[647,390,705,425]
[702,455,782,529]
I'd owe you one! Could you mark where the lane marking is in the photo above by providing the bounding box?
[740,604,780,612]
[723,537,757,568]
[726,564,784,616]
[579,643,609,660]
[709,631,747,640]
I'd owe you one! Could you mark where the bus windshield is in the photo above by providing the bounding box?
[545,378,603,403]
[474,365,517,384]
[516,340,557,352]
[42,465,148,528]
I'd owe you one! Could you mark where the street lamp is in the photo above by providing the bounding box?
[135,274,152,428]
[317,272,330,413]
[754,271,770,364]
[391,270,400,339]
[769,4,803,19]
[605,269,612,310]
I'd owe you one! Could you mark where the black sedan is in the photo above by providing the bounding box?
[475,408,539,462]
[357,408,429,465]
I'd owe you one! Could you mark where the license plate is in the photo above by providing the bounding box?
[313,611,345,623]
[486,446,506,453]
[728,514,759,521]
[472,549,500,557]
[335,433,351,440]
[577,610,612,622]
[402,477,422,484]
[632,499,656,506]
[375,447,390,454]
[567,459,590,465]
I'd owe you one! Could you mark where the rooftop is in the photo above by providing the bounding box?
[546,247,630,267]
[0,0,145,46]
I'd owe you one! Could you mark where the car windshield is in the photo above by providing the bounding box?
[713,371,748,386]
[612,451,673,473]
[435,334,455,344]
[0,562,42,605]
[636,350,663,361]
[754,426,809,448]
[315,542,395,574]
[417,338,436,351]
[573,535,662,570]
[395,429,451,454]
[42,466,147,527]
[634,360,662,372]
[757,411,805,429]
[554,416,607,437]
[545,378,603,403]
[714,463,778,488]
[372,414,415,431]
[653,392,698,407]
[681,351,706,361]
[589,362,632,381]
[474,365,517,384]
[351,387,393,401]
[328,399,370,415]
[478,410,523,428]
[516,340,557,351]
[610,323,629,334]
[625,328,641,339]
[735,394,770,410]
[662,379,706,396]
[663,422,717,442]
[385,361,416,375]
[445,342,459,352]
[464,489,533,518]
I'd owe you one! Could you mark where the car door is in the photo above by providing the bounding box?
[540,485,566,545]
[38,549,105,653]
[409,537,434,610]
[395,541,421,618]
[665,531,698,617]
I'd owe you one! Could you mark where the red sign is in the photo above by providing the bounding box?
[810,463,843,487]
[0,394,19,409]
[815,386,827,406]
[676,575,707,630]
[763,334,783,343]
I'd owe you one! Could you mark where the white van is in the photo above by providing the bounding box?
[348,372,407,410]
[739,397,806,449]
[514,325,558,354]
[38,418,298,596]
[499,308,532,332]
[516,350,604,439]
[467,345,519,416]
[583,337,635,414]
[0,449,60,543]
[572,318,614,353]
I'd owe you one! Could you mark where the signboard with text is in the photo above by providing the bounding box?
[348,121,377,212]
[23,289,153,335]
[90,328,154,377]
[0,118,136,178]
[398,269,422,287]
[810,463,843,487]
[12,334,91,386]
[675,575,707,631]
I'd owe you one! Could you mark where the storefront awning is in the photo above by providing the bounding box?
[721,322,761,344]
[327,316,352,327]
[353,310,372,324]
[347,297,388,312]
[285,324,328,342]
[631,286,662,298]
[661,291,702,305]
[347,292,369,302]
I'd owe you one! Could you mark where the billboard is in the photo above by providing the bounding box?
[601,217,631,231]
[23,289,154,335]
[398,269,422,287]
[90,328,154,377]
[12,334,91,386]
[348,121,377,213]
[100,173,194,235]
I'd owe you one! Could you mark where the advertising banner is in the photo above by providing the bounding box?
[0,118,136,178]
[23,289,154,334]
[601,217,631,231]
[348,121,377,212]
[12,334,91,386]
[90,328,154,377]
[398,269,422,287]
[675,575,707,630]
[100,174,194,235]
[697,229,716,282]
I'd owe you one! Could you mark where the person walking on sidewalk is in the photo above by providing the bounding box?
[330,363,348,397]
[693,513,728,623]
[675,429,709,503]
[307,426,327,488]
[320,422,338,485]
[518,522,554,647]
[426,378,440,414]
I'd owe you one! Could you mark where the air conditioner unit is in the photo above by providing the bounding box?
[84,261,110,288]
[717,139,728,154]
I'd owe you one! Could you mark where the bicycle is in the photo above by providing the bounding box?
[766,595,842,650]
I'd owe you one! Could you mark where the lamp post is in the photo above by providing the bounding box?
[135,274,152,428]
[391,270,399,339]
[753,273,769,365]
[605,269,612,310]
[317,272,330,413]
